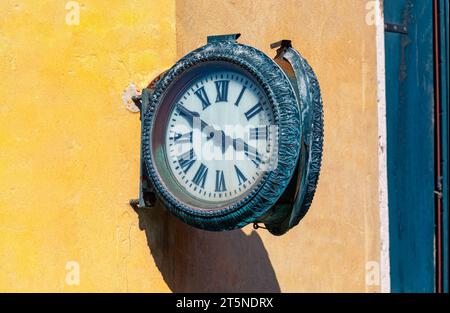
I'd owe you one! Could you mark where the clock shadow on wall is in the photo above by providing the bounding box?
[133,203,280,292]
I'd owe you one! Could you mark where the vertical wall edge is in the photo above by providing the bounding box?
[376,0,391,293]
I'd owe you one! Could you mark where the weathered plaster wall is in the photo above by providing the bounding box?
[1,0,381,292]
[171,0,381,292]
[0,0,175,292]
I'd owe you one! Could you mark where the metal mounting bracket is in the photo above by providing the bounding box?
[129,88,156,210]
[207,33,241,43]
[385,23,408,34]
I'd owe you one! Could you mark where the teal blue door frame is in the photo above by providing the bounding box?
[436,0,449,294]
[384,0,449,292]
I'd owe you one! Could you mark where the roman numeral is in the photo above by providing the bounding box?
[234,86,246,106]
[215,80,229,102]
[249,126,268,140]
[173,131,193,144]
[244,102,263,120]
[192,163,208,188]
[215,170,227,192]
[234,165,247,185]
[194,87,211,110]
[177,149,196,173]
[245,146,262,167]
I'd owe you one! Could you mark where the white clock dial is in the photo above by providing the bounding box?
[164,70,275,204]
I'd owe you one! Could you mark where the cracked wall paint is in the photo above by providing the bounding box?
[122,84,140,113]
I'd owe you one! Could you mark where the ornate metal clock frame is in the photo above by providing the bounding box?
[130,34,323,235]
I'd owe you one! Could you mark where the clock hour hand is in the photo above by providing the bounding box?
[176,104,256,158]
[176,104,222,142]
[176,104,208,130]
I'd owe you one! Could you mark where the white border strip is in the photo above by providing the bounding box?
[375,0,391,293]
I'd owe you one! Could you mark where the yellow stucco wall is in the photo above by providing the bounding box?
[0,0,175,292]
[1,0,380,292]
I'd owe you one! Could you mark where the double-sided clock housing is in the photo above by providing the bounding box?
[133,34,323,235]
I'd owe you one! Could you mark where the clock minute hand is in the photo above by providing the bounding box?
[232,138,261,165]
[175,105,254,157]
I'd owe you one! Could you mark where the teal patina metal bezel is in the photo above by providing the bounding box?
[141,36,302,231]
[262,42,324,235]
[286,50,324,229]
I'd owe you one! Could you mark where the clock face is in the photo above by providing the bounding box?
[143,41,307,231]
[158,63,276,208]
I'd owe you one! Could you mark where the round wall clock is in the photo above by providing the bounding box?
[132,34,323,235]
